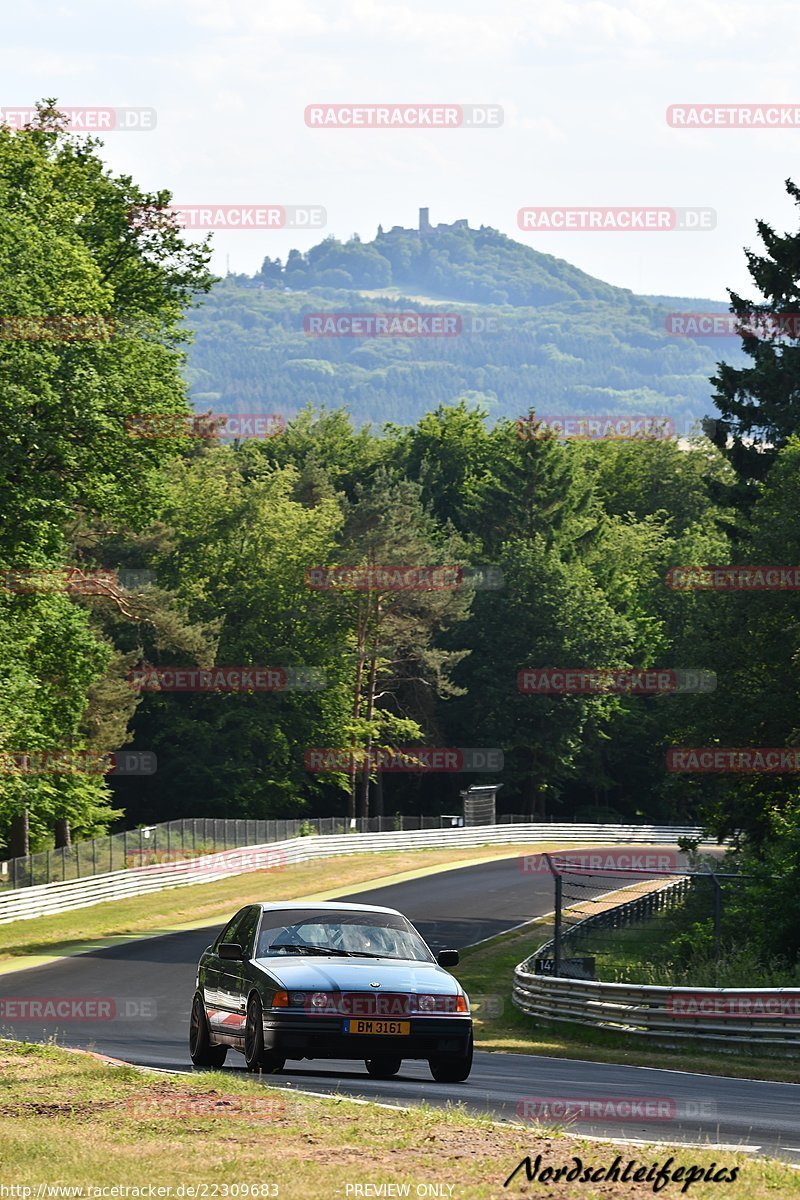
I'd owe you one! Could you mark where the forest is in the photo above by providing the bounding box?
[2,112,800,964]
[185,223,745,430]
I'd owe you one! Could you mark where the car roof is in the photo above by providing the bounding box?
[256,901,403,916]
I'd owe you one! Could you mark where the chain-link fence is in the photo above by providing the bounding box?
[528,850,752,985]
[0,811,509,890]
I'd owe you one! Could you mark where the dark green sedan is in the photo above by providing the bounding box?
[189,900,473,1081]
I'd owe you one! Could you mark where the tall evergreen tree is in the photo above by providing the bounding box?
[712,178,800,489]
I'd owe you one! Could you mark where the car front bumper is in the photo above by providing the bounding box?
[262,1013,473,1060]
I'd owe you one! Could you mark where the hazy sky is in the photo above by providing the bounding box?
[4,0,800,300]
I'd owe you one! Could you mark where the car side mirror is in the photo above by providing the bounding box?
[437,949,459,967]
[219,942,244,961]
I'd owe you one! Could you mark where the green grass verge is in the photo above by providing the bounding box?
[0,1039,795,1199]
[455,925,800,1085]
[588,911,800,988]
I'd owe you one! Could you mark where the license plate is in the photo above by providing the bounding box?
[344,1019,411,1036]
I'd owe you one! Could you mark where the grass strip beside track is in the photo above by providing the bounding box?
[0,1039,794,1199]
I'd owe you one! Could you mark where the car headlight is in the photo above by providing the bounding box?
[289,991,306,1006]
[414,993,469,1013]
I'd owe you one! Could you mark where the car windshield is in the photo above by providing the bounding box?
[255,908,435,962]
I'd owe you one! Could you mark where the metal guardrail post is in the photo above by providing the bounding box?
[553,873,562,976]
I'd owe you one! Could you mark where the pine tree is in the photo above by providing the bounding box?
[711,178,800,488]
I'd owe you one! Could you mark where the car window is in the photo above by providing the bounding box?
[255,909,434,962]
[235,906,261,958]
[216,907,250,949]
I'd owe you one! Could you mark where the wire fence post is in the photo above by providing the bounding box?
[544,853,563,976]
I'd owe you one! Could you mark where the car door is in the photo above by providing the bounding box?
[205,907,250,1042]
[218,905,262,1045]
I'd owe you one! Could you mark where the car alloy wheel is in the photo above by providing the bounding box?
[189,993,228,1068]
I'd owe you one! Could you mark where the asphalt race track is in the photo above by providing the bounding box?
[2,846,799,1162]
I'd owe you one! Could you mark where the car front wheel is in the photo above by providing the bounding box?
[189,993,228,1068]
[244,994,285,1074]
[365,1056,402,1078]
[429,1033,473,1083]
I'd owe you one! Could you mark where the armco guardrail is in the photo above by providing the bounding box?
[513,876,800,1046]
[512,973,800,1046]
[0,823,702,925]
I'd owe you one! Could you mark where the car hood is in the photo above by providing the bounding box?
[252,955,463,993]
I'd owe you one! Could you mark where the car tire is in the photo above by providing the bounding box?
[365,1056,402,1078]
[244,993,285,1074]
[428,1033,473,1083]
[189,993,228,1068]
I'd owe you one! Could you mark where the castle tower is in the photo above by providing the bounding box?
[419,207,431,233]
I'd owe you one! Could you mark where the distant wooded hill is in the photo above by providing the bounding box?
[184,220,744,429]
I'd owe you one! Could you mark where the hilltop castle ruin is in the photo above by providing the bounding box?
[386,208,470,236]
